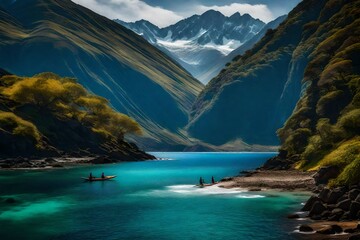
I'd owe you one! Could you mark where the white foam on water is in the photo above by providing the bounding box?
[128,181,274,200]
[335,233,349,236]
[132,185,268,199]
[154,158,176,161]
[293,229,316,234]
[236,194,265,199]
[166,185,244,195]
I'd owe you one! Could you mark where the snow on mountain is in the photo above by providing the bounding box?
[114,10,265,83]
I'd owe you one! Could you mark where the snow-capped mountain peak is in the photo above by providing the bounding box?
[114,10,266,83]
[115,10,265,56]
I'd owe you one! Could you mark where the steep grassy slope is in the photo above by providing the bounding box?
[187,0,331,146]
[274,0,360,186]
[0,72,153,160]
[0,0,203,150]
[202,15,287,83]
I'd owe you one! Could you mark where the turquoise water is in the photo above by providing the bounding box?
[0,152,309,240]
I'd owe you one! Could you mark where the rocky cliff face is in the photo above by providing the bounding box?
[0,0,203,151]
[187,0,328,146]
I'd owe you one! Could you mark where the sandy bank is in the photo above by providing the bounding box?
[216,170,316,191]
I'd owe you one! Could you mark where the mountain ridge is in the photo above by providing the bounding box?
[187,0,329,146]
[201,15,288,83]
[0,0,203,151]
[115,10,266,83]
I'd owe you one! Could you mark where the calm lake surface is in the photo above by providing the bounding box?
[0,152,309,240]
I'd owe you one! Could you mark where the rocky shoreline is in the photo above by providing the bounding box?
[0,152,156,169]
[217,169,360,240]
[293,185,360,239]
[296,221,360,240]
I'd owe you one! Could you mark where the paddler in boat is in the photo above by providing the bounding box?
[212,176,215,184]
[199,177,204,186]
[89,172,93,181]
[101,172,105,179]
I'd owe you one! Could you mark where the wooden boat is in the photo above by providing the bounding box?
[82,175,116,182]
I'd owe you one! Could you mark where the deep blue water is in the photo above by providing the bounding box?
[0,152,309,239]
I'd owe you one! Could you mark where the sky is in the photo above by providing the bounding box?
[72,0,301,28]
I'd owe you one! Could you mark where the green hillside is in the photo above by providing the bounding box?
[0,0,203,150]
[188,0,359,184]
[188,0,358,154]
[0,71,153,160]
[187,0,329,146]
[276,0,360,186]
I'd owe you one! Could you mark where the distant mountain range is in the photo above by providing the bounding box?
[0,0,203,151]
[115,11,284,83]
[186,0,359,155]
[187,1,316,146]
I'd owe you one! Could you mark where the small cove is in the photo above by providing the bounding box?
[0,152,310,239]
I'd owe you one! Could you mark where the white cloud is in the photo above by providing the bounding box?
[196,3,274,23]
[72,0,274,27]
[72,0,183,27]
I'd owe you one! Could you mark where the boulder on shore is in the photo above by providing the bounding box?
[309,201,327,217]
[350,201,360,218]
[302,195,320,211]
[350,189,360,200]
[302,184,360,221]
[328,208,344,221]
[299,225,313,232]
[327,189,345,204]
[319,188,330,202]
[313,166,340,185]
[337,199,352,211]
[316,225,343,234]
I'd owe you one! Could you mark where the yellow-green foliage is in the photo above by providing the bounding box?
[315,137,360,170]
[316,90,344,116]
[302,135,323,165]
[0,75,22,87]
[1,73,142,140]
[4,76,69,107]
[277,0,360,188]
[337,109,360,135]
[349,75,360,95]
[282,128,312,155]
[302,118,347,167]
[75,96,142,138]
[330,155,360,187]
[0,111,41,143]
[312,137,360,187]
[320,60,352,84]
[302,118,342,166]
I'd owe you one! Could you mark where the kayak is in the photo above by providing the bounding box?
[82,175,116,182]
